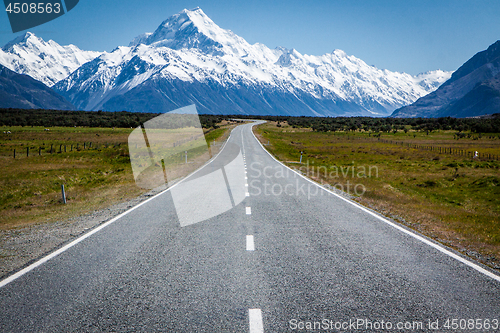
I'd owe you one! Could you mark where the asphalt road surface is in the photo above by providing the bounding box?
[1,122,499,332]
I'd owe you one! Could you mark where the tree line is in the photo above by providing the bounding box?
[1,108,499,133]
[0,109,229,129]
[286,115,500,133]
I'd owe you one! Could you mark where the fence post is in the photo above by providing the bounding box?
[27,147,29,157]
[13,149,15,158]
[61,184,67,204]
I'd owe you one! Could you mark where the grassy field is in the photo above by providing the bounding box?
[0,121,236,230]
[254,122,500,269]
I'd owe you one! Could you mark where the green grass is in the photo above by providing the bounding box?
[205,127,228,143]
[255,122,500,269]
[0,124,233,229]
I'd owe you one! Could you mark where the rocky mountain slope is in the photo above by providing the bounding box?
[0,64,74,110]
[392,40,500,118]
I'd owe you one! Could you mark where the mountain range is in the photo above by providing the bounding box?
[1,8,452,116]
[391,40,500,118]
[0,32,100,87]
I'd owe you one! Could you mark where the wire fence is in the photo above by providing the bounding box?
[6,142,124,158]
[376,138,499,161]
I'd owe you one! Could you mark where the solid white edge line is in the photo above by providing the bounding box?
[0,125,241,289]
[0,189,164,289]
[249,122,500,283]
[246,235,255,251]
[249,308,264,333]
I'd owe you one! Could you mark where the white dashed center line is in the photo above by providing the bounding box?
[249,309,264,333]
[243,133,262,331]
[246,235,255,251]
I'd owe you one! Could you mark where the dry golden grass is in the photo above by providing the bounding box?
[255,122,500,269]
[0,123,236,230]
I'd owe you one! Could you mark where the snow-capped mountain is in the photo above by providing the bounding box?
[2,8,451,116]
[53,8,450,116]
[0,32,101,87]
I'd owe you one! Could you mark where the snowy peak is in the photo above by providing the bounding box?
[276,48,302,67]
[332,49,347,58]
[129,7,254,57]
[128,33,152,47]
[414,69,452,91]
[131,8,220,50]
[0,32,101,86]
[2,31,37,51]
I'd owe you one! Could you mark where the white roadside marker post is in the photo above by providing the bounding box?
[61,184,67,204]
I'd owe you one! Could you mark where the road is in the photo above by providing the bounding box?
[1,122,499,332]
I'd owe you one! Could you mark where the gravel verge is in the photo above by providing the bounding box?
[0,185,168,280]
[0,126,235,281]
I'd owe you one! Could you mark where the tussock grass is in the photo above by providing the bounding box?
[255,122,500,269]
[0,124,234,230]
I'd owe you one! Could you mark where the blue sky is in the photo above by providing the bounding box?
[1,0,499,75]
